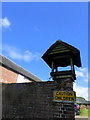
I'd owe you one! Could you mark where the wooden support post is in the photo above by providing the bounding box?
[51,61,54,72]
[70,58,75,77]
[55,67,58,72]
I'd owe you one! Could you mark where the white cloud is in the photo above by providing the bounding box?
[75,67,88,82]
[74,67,89,100]
[79,68,87,71]
[73,83,88,100]
[3,45,41,62]
[0,17,11,28]
[75,71,84,77]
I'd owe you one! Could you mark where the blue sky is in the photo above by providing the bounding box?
[1,2,88,99]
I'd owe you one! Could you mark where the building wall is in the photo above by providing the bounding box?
[2,82,75,119]
[0,66,32,83]
[0,66,18,83]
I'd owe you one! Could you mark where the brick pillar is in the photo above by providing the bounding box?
[50,71,76,120]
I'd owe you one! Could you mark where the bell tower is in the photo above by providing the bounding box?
[42,40,82,119]
[42,40,81,91]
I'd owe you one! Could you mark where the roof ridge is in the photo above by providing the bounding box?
[0,54,41,82]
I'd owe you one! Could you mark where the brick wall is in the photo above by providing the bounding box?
[2,82,75,120]
[0,66,32,83]
[0,66,18,83]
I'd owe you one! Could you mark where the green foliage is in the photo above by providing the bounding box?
[76,96,85,100]
[80,108,90,117]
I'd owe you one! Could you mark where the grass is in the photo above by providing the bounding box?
[80,108,90,117]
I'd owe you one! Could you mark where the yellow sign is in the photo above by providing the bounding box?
[53,91,75,102]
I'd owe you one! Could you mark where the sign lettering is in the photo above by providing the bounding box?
[53,91,75,102]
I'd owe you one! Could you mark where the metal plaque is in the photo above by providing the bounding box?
[53,91,75,103]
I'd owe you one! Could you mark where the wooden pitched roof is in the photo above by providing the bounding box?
[42,40,81,68]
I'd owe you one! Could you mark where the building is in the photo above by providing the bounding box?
[0,55,41,83]
[76,98,90,105]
